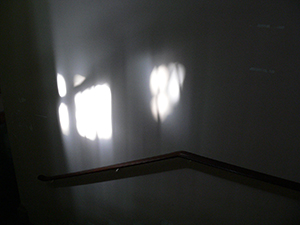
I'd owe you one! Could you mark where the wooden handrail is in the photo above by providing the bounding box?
[38,151,300,193]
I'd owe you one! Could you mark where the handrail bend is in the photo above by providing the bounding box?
[38,151,300,193]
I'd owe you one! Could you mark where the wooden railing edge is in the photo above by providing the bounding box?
[38,151,300,192]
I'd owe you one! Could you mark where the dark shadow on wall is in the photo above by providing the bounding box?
[0,105,31,224]
[0,0,76,224]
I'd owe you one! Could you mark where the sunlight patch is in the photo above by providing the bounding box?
[57,73,67,97]
[75,84,112,140]
[58,103,70,135]
[150,63,185,122]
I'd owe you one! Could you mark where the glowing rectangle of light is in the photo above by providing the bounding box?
[74,84,112,140]
[58,102,70,135]
[57,73,67,97]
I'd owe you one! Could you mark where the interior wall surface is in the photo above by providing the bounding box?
[1,0,300,224]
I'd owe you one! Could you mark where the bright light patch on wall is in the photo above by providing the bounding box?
[150,63,185,122]
[57,73,67,97]
[58,103,70,135]
[75,84,112,140]
[73,74,86,87]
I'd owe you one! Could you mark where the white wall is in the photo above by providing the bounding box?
[1,1,300,224]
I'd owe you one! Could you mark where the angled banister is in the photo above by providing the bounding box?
[38,151,300,197]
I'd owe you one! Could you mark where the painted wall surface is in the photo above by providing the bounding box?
[1,0,300,224]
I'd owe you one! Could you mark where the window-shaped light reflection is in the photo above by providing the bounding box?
[150,65,169,96]
[58,103,70,135]
[75,84,112,140]
[73,74,86,87]
[150,63,185,122]
[57,73,67,97]
[168,70,180,105]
